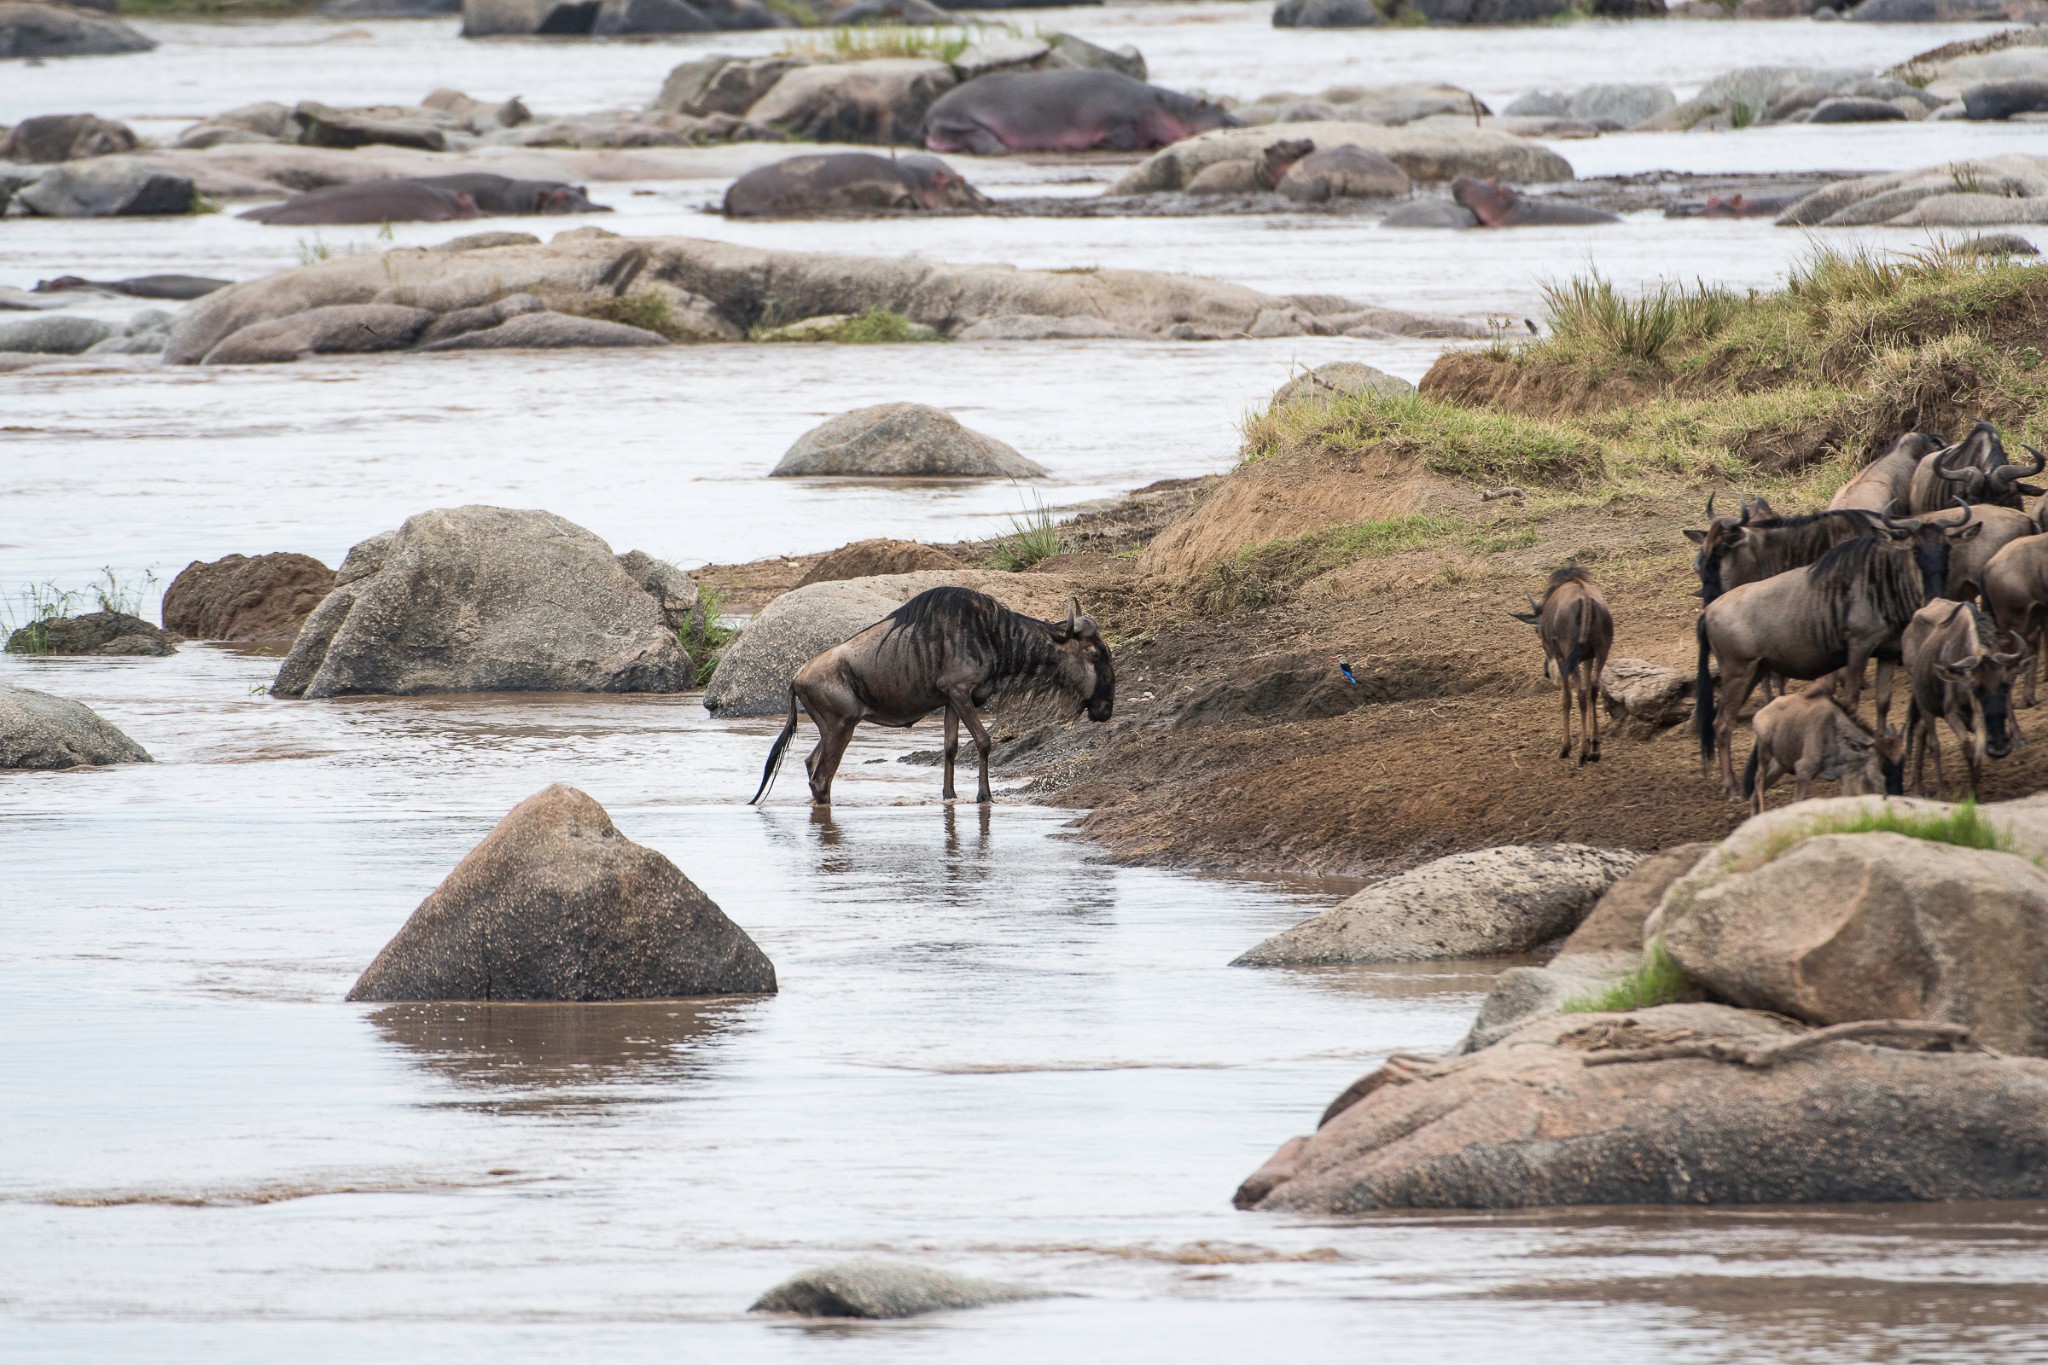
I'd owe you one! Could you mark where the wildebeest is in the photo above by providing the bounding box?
[1905,420,2046,514]
[1984,532,2048,707]
[1684,494,1880,605]
[1901,598,2026,798]
[1828,431,1945,514]
[1741,685,1904,815]
[1695,508,1979,795]
[1913,501,2033,603]
[1509,566,1613,764]
[750,587,1115,807]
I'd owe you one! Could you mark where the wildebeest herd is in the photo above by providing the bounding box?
[1514,419,2048,811]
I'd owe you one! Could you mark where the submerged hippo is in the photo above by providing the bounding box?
[922,70,1240,155]
[411,173,611,215]
[1451,176,1619,227]
[239,180,482,226]
[33,273,230,300]
[723,152,990,218]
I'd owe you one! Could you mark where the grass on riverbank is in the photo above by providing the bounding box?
[780,24,986,63]
[1562,941,1699,1014]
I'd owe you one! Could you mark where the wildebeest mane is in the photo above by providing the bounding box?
[1805,534,1924,639]
[877,586,1068,699]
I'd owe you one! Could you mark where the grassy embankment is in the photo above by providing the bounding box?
[1195,244,2048,615]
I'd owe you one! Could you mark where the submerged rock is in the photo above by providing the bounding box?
[272,505,691,699]
[1272,0,1385,25]
[347,784,776,1002]
[0,113,139,162]
[0,684,152,769]
[1241,1004,2048,1212]
[201,303,436,365]
[1234,844,1640,966]
[1113,122,1572,194]
[771,403,1047,479]
[747,59,957,145]
[14,159,195,217]
[6,611,176,657]
[0,314,116,355]
[161,552,335,643]
[752,1261,1051,1319]
[0,2,155,58]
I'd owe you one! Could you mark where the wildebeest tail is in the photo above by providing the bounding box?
[749,688,801,805]
[1695,612,1716,765]
[1739,742,1759,800]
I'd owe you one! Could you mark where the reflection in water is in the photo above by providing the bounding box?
[366,999,752,1110]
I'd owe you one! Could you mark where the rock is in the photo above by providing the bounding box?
[1886,193,2048,227]
[1112,122,1572,194]
[950,35,1052,78]
[1599,657,1694,735]
[15,159,195,217]
[201,303,436,365]
[1403,0,1571,18]
[798,539,962,586]
[615,549,701,636]
[1566,83,1675,129]
[292,100,446,153]
[653,55,807,117]
[1963,78,2048,120]
[1848,0,2034,18]
[1382,198,1479,228]
[837,0,952,20]
[703,570,1078,715]
[592,0,710,33]
[414,310,670,351]
[771,403,1046,479]
[1273,0,1385,25]
[0,1,154,58]
[1186,159,1263,194]
[1455,843,1713,1051]
[746,59,956,145]
[324,0,460,14]
[0,685,151,769]
[1043,31,1144,81]
[1268,361,1414,408]
[0,314,115,355]
[186,101,295,141]
[83,309,175,356]
[431,231,543,252]
[952,314,1149,341]
[272,506,692,699]
[161,553,336,643]
[160,234,1408,364]
[0,113,139,163]
[1276,145,1410,201]
[347,784,775,1002]
[1233,844,1641,966]
[1663,831,2048,1057]
[1807,96,1909,122]
[1241,1003,2048,1212]
[413,292,547,345]
[752,1262,1050,1319]
[7,611,177,657]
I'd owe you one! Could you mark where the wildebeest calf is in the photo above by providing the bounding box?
[751,587,1114,806]
[1511,566,1613,764]
[1902,598,2026,799]
[1741,684,1904,815]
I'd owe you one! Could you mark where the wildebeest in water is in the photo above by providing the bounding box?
[1510,566,1612,764]
[750,587,1115,806]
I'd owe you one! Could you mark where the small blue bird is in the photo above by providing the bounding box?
[1332,654,1359,685]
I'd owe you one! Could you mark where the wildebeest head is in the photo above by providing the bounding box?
[1046,599,1114,722]
[1935,628,2028,760]
[1930,421,2046,509]
[1887,499,1983,599]
[897,154,992,211]
[1683,493,1797,600]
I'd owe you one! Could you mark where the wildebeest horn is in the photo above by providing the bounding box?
[1997,444,2047,484]
[1704,492,1716,522]
[1933,440,1971,478]
[1953,495,1975,526]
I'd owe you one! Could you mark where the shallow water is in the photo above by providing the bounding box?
[9,649,2048,1362]
[9,4,2048,1359]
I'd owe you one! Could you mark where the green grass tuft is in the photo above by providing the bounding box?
[1196,513,1456,613]
[781,24,985,63]
[988,497,1065,572]
[754,307,941,345]
[1540,269,1738,365]
[1561,941,1698,1014]
[688,584,739,689]
[581,292,686,341]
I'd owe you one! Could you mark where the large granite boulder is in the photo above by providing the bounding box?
[746,60,957,145]
[0,685,152,769]
[347,784,776,1002]
[771,403,1047,478]
[1504,83,1674,130]
[162,553,336,643]
[1663,830,2048,1057]
[0,113,139,163]
[0,2,155,58]
[1238,1004,2048,1213]
[272,506,692,699]
[14,159,195,217]
[1112,122,1572,194]
[1234,844,1640,966]
[752,1262,1051,1319]
[200,303,436,365]
[653,54,808,117]
[6,611,176,656]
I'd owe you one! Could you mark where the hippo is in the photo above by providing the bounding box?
[723,152,990,218]
[1697,192,1796,218]
[1962,79,2048,122]
[411,173,611,214]
[238,180,482,226]
[1451,176,1619,227]
[33,273,230,299]
[922,70,1240,155]
[1275,144,1410,202]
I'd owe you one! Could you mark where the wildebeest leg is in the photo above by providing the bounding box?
[806,711,859,805]
[945,687,995,803]
[1580,658,1601,763]
[1872,659,1897,736]
[1910,702,1933,796]
[1717,662,1763,796]
[942,705,960,802]
[1946,708,1983,798]
[1558,665,1574,760]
